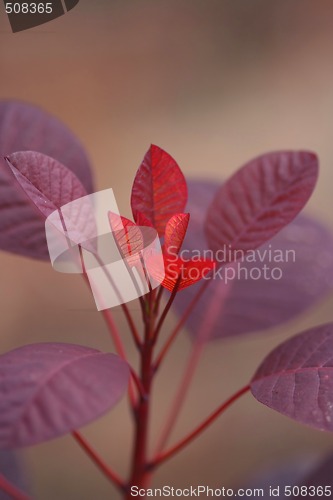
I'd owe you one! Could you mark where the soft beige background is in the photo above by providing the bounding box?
[1,1,333,498]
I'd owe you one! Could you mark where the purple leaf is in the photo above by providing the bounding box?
[0,343,129,448]
[6,152,96,254]
[131,145,188,236]
[172,180,333,340]
[0,100,93,260]
[205,152,318,262]
[251,323,333,431]
[6,152,88,220]
[241,455,318,500]
[293,452,333,498]
[0,451,29,500]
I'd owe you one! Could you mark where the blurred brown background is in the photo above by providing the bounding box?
[1,1,333,498]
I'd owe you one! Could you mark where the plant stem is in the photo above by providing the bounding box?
[150,385,251,468]
[129,367,146,398]
[126,293,156,496]
[152,278,181,344]
[155,338,205,454]
[154,276,228,453]
[101,308,127,360]
[0,474,31,500]
[72,431,126,492]
[94,253,142,349]
[81,261,137,408]
[153,279,210,372]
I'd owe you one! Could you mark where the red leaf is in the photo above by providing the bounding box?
[205,151,318,263]
[164,213,190,255]
[6,152,95,250]
[251,323,333,432]
[131,145,187,236]
[0,343,129,448]
[162,256,215,292]
[133,210,154,228]
[108,212,143,265]
[0,100,93,260]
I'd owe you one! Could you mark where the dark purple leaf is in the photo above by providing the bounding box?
[0,343,129,448]
[131,145,187,236]
[251,323,333,431]
[241,455,318,499]
[172,180,333,341]
[293,452,333,498]
[0,100,93,260]
[205,152,318,263]
[0,451,29,500]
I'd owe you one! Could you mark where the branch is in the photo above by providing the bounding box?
[72,431,126,492]
[150,385,251,468]
[0,474,31,500]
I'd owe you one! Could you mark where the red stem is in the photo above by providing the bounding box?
[100,302,137,410]
[101,308,127,360]
[0,475,30,500]
[82,267,137,408]
[154,275,227,453]
[129,366,146,398]
[150,385,251,468]
[72,431,126,492]
[126,293,156,496]
[152,278,181,344]
[120,303,142,349]
[153,279,210,371]
[93,252,142,349]
[153,286,164,314]
[155,338,205,453]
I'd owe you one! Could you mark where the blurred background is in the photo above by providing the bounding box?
[1,0,333,498]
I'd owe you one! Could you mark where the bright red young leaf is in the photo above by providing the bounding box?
[205,151,318,263]
[162,256,215,292]
[6,152,95,250]
[108,212,143,265]
[131,145,188,236]
[133,210,154,228]
[0,343,129,448]
[0,100,93,260]
[251,323,333,432]
[164,213,190,255]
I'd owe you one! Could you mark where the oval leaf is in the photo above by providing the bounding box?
[0,100,93,260]
[6,151,97,253]
[205,151,318,263]
[164,213,190,255]
[134,210,154,228]
[0,343,129,448]
[162,257,215,292]
[251,323,333,431]
[108,212,143,266]
[131,145,187,236]
[172,180,333,341]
